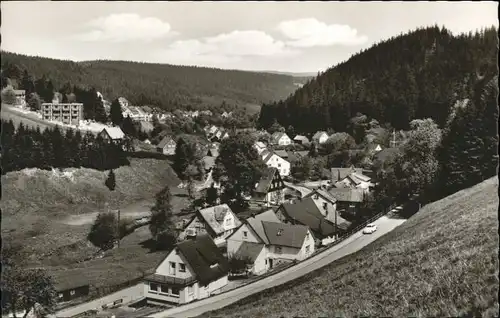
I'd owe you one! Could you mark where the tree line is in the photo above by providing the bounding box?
[1,120,130,175]
[258,26,498,133]
[1,51,309,112]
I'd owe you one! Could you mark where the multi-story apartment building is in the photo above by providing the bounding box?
[41,103,84,126]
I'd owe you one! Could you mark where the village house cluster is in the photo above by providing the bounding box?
[142,139,377,305]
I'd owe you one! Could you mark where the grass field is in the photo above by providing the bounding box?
[1,157,191,291]
[202,177,499,318]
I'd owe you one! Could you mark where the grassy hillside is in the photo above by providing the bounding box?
[202,177,499,318]
[1,158,189,292]
[1,158,181,258]
[1,51,309,111]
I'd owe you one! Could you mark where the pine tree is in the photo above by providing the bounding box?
[105,170,116,191]
[110,98,124,126]
[149,186,174,240]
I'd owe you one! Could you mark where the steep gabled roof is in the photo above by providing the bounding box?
[271,132,290,143]
[261,221,309,249]
[245,209,282,244]
[330,167,364,182]
[328,188,364,203]
[255,167,280,194]
[280,198,346,238]
[197,204,241,235]
[274,150,289,158]
[305,189,337,204]
[157,136,176,148]
[102,127,125,140]
[176,235,229,285]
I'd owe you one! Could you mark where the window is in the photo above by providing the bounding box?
[314,194,319,200]
[160,285,169,294]
[243,231,248,238]
[305,245,310,253]
[179,263,186,272]
[169,262,176,275]
[58,293,63,299]
[276,247,282,254]
[188,285,194,295]
[149,283,159,292]
[70,290,76,296]
[171,287,180,296]
[278,163,281,168]
[323,202,328,211]
[225,218,231,226]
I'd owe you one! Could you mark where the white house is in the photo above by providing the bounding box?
[144,235,229,305]
[226,210,314,274]
[253,141,267,155]
[98,127,125,143]
[293,135,309,145]
[262,151,290,177]
[157,136,177,155]
[312,131,329,144]
[178,204,242,246]
[270,132,292,146]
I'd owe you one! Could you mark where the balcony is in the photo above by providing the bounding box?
[145,274,197,287]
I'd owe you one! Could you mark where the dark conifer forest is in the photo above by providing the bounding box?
[1,120,129,174]
[0,51,310,112]
[258,26,498,132]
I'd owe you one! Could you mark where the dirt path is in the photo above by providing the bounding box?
[62,200,154,226]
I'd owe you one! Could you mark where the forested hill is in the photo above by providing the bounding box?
[0,51,309,111]
[258,26,498,132]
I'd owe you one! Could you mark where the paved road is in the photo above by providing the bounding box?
[55,284,144,318]
[148,215,406,318]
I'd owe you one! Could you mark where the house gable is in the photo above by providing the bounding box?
[227,223,262,245]
[155,248,196,280]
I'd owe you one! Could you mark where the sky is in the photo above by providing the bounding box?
[1,1,498,73]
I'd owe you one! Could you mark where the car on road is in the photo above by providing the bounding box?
[362,223,377,234]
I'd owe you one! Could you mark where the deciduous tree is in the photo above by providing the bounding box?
[87,212,119,250]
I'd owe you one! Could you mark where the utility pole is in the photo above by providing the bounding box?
[117,209,121,248]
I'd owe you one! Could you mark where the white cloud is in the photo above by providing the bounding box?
[156,30,299,67]
[277,18,368,47]
[75,13,175,42]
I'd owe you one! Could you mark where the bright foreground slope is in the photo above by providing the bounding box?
[202,177,499,318]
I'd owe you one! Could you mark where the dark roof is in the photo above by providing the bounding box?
[255,167,279,194]
[274,150,289,158]
[280,198,337,238]
[176,235,229,285]
[328,188,364,203]
[234,242,265,262]
[261,221,309,249]
[262,152,274,163]
[245,209,282,244]
[53,274,89,291]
